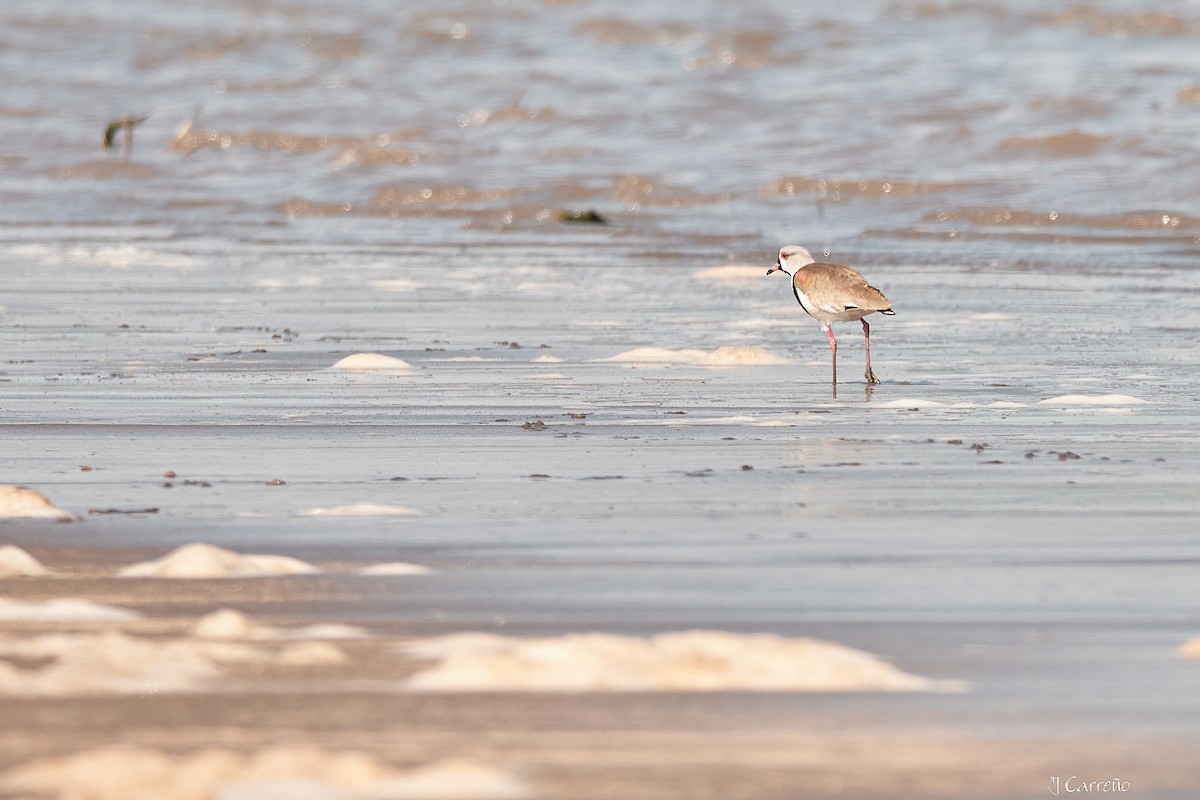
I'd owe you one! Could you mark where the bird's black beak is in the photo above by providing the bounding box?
[766,261,781,276]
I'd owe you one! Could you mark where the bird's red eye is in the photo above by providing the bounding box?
[780,252,790,260]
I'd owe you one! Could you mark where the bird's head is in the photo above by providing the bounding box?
[766,244,816,276]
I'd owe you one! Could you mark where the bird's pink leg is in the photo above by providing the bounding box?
[862,318,879,384]
[825,325,837,386]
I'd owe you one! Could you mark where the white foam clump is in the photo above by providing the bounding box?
[192,609,369,641]
[601,346,788,366]
[401,630,954,693]
[370,278,424,293]
[0,486,78,522]
[12,243,198,270]
[0,631,342,697]
[1037,394,1147,406]
[533,355,562,363]
[0,598,140,622]
[693,264,766,284]
[297,503,420,518]
[0,748,532,800]
[701,346,790,366]
[630,415,792,428]
[329,353,413,371]
[357,562,433,576]
[875,398,948,409]
[117,543,318,579]
[0,545,50,577]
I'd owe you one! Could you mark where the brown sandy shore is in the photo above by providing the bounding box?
[1,537,1197,799]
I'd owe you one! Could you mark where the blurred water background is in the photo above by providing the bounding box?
[2,0,1199,266]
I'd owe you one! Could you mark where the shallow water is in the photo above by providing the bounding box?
[2,0,1200,797]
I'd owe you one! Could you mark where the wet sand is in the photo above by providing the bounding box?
[3,240,1200,797]
[4,0,1200,795]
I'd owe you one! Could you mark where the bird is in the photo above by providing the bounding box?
[766,245,894,386]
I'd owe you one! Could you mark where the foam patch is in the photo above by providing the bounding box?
[370,279,424,293]
[0,598,140,622]
[600,346,787,366]
[1037,394,1146,406]
[357,562,433,576]
[117,543,318,579]
[329,354,413,371]
[0,632,250,696]
[401,630,958,692]
[297,503,421,518]
[693,264,766,283]
[191,609,369,641]
[0,486,78,522]
[0,545,50,577]
[875,399,948,409]
[0,748,532,800]
[699,346,790,366]
[0,631,345,696]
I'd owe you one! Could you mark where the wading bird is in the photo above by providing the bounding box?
[766,245,894,387]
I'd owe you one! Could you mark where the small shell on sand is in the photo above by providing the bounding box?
[0,545,50,577]
[117,543,318,579]
[297,503,421,518]
[401,630,960,693]
[329,353,413,371]
[0,748,532,800]
[0,486,78,522]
